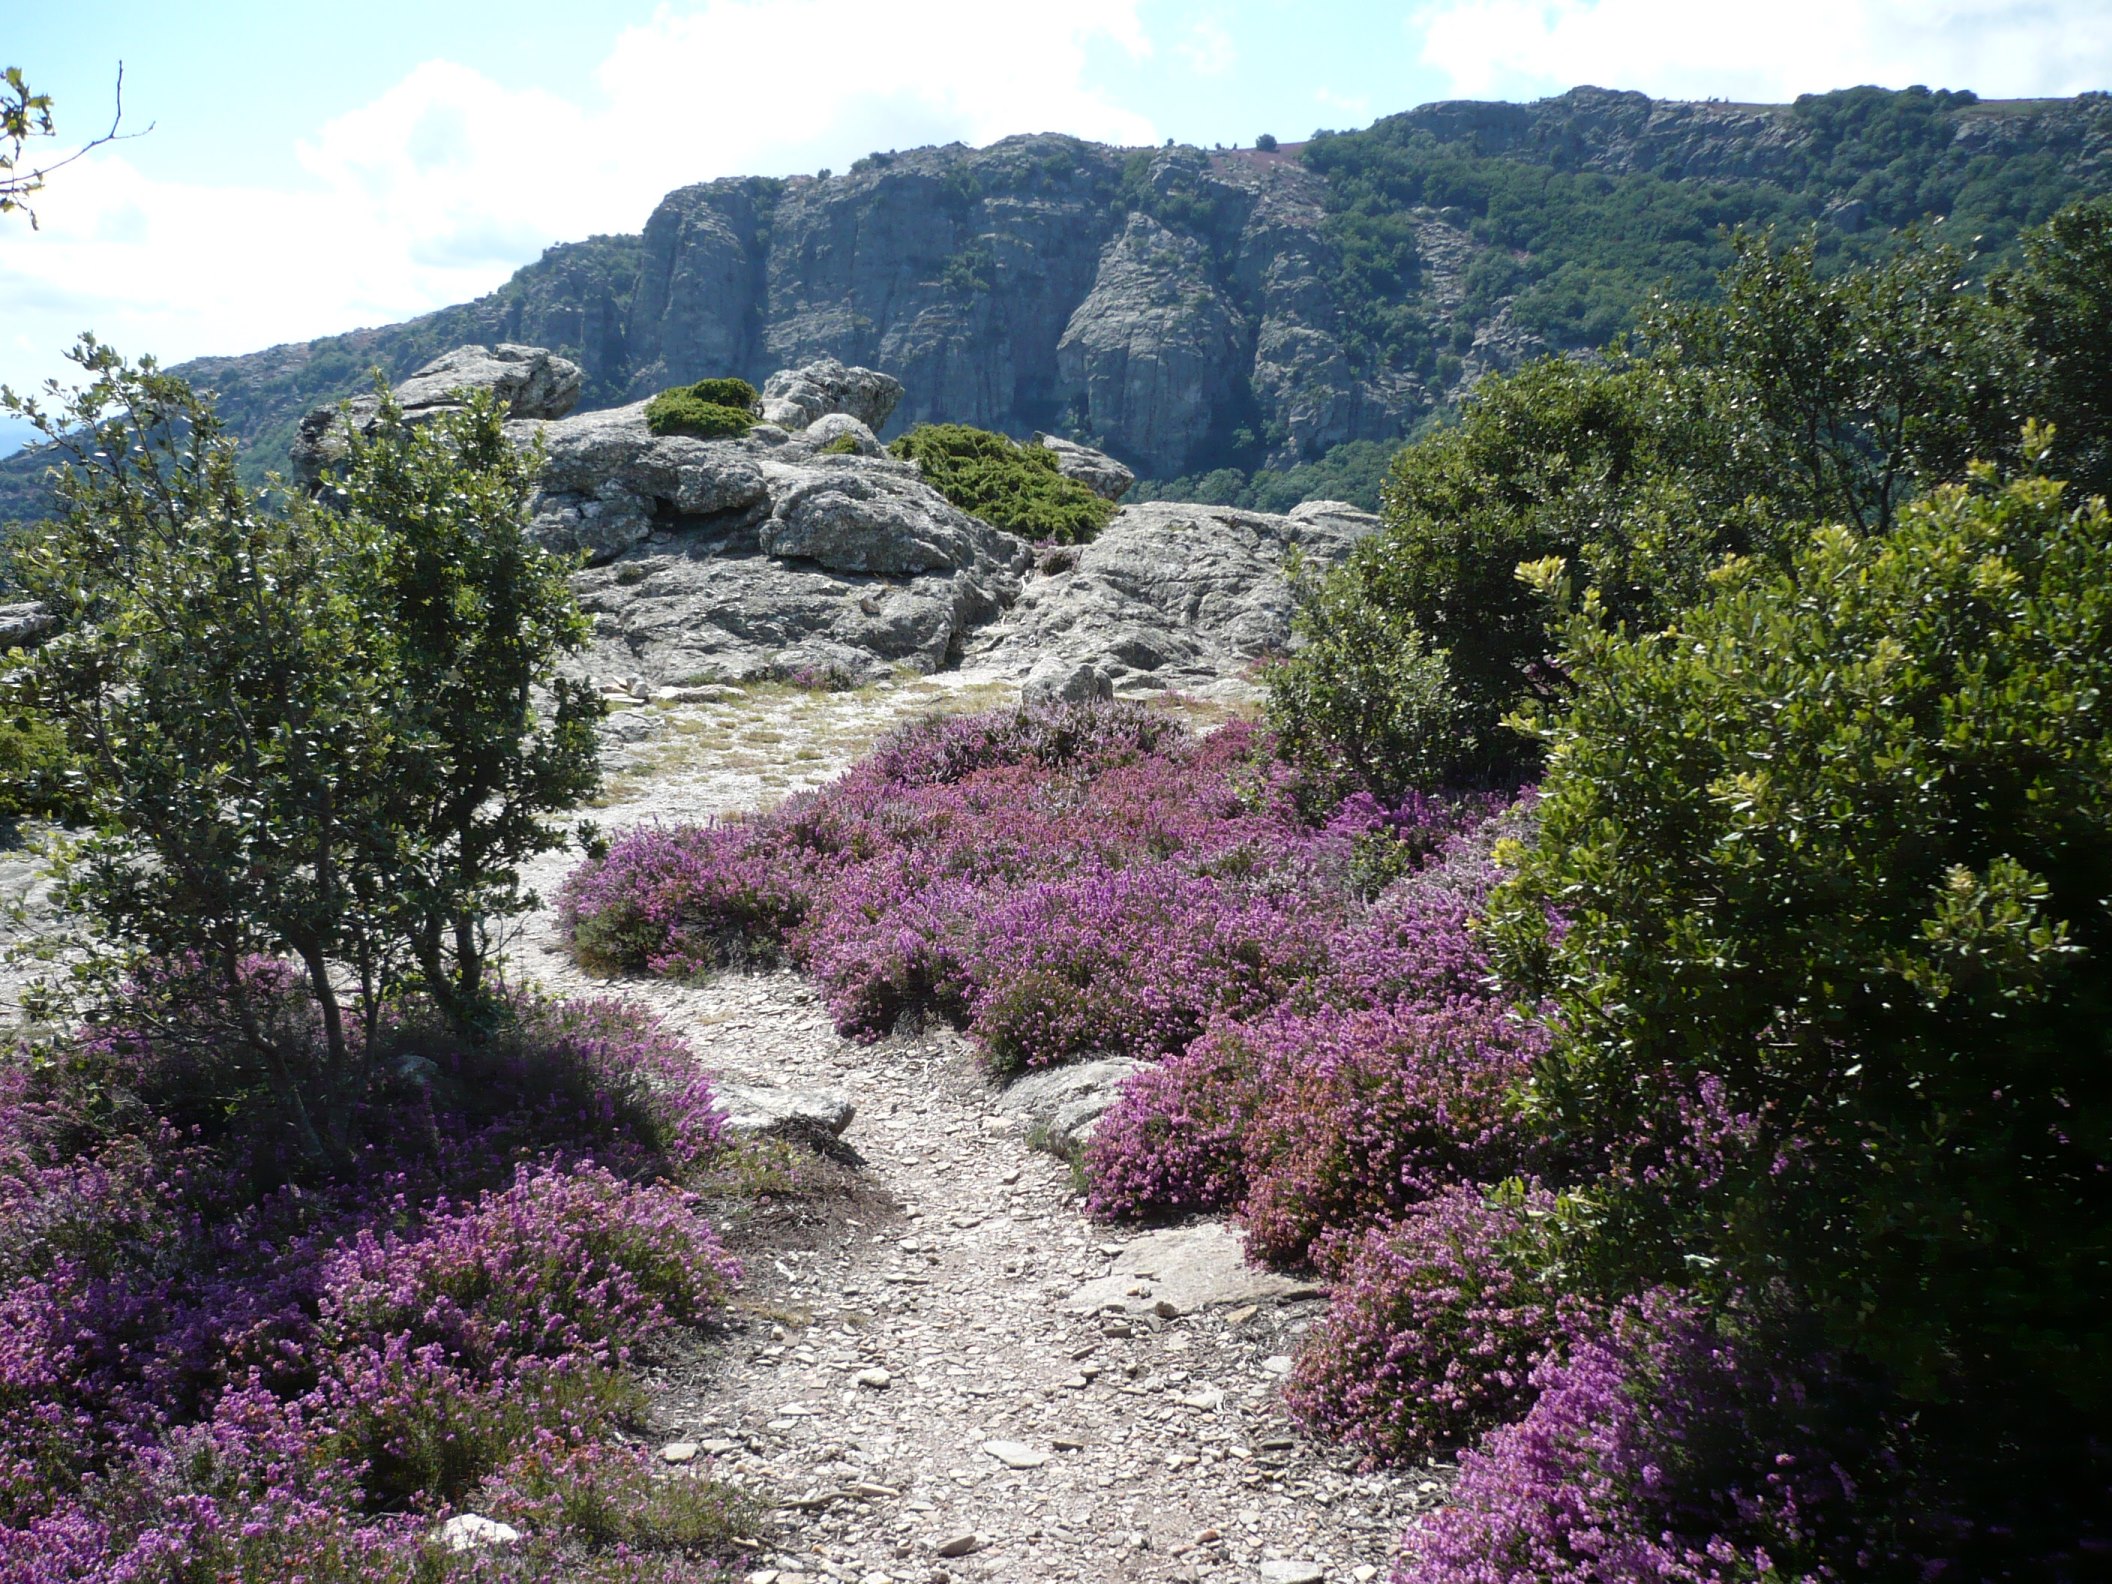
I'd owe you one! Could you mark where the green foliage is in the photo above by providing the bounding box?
[1647,226,2011,533]
[1263,561,1468,806]
[1992,196,2112,498]
[644,381,756,439]
[817,433,861,455]
[941,239,996,299]
[1301,86,2112,371]
[0,65,54,222]
[1269,358,1746,793]
[889,423,1116,544]
[683,376,757,410]
[1265,208,2112,796]
[337,383,604,1033]
[1489,454,2112,1407]
[0,704,80,823]
[1131,438,1398,514]
[1255,134,1278,153]
[0,340,601,1157]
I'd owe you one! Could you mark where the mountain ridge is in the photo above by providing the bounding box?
[5,83,2109,522]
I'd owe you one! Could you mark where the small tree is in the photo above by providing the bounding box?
[1,342,601,1155]
[338,384,602,1032]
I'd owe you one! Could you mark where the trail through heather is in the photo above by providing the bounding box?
[514,680,1441,1584]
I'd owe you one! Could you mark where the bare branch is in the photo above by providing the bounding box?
[1,62,154,228]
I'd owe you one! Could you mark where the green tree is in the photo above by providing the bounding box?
[337,383,603,1033]
[1993,196,2112,498]
[1489,441,2112,1408]
[1,342,601,1155]
[1268,357,1746,794]
[1646,225,2012,534]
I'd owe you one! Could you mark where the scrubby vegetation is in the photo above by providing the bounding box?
[644,378,757,440]
[889,423,1116,543]
[0,348,766,1578]
[1269,202,2112,800]
[566,200,2112,1580]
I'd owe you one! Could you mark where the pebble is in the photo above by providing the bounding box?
[982,1438,1049,1469]
[1258,1564,1326,1584]
[934,1535,983,1558]
[855,1367,893,1389]
[660,1440,700,1464]
[1261,1355,1295,1375]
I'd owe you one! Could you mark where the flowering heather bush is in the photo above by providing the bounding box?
[965,862,1341,1074]
[1239,1002,1545,1267]
[1286,1185,1581,1464]
[0,984,751,1578]
[1080,1018,1278,1221]
[558,819,820,976]
[1395,1294,1930,1584]
[322,1163,736,1371]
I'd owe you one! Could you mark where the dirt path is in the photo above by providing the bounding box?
[511,683,1445,1584]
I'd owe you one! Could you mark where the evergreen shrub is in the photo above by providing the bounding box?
[890,423,1117,543]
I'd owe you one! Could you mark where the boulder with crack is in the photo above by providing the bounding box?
[758,357,904,432]
[967,497,1378,694]
[997,1057,1145,1158]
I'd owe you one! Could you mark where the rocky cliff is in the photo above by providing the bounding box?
[5,85,2109,527]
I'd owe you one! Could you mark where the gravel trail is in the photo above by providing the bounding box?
[509,684,1446,1584]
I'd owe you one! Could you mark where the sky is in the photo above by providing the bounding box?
[4,0,2110,454]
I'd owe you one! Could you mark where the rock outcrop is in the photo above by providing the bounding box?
[968,497,1379,693]
[759,358,904,433]
[291,344,581,483]
[1055,216,1250,478]
[285,343,1375,695]
[1036,435,1134,502]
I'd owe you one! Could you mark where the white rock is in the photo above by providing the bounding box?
[855,1367,893,1389]
[660,1440,700,1464]
[1064,1223,1325,1316]
[436,1514,521,1552]
[1259,1564,1325,1584]
[982,1438,1049,1469]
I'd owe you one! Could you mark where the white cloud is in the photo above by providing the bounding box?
[0,0,1157,402]
[1178,18,1238,76]
[1410,0,2112,103]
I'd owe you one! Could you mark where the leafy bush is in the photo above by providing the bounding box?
[1264,562,1468,804]
[0,706,78,823]
[3,344,602,1112]
[1490,454,2112,1410]
[890,423,1116,543]
[1266,356,1742,795]
[644,384,756,439]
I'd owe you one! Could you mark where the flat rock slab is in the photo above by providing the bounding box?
[1063,1222,1324,1316]
[982,1438,1049,1469]
[995,1057,1144,1157]
[712,1080,855,1140]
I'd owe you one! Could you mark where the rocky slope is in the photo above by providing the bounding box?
[10,84,2104,532]
[277,343,1378,698]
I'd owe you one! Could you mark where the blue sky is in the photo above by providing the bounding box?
[4,0,2110,453]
